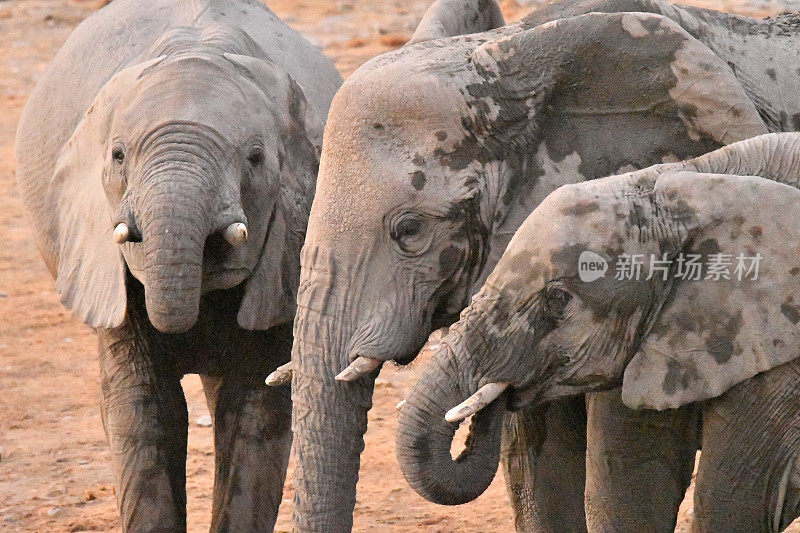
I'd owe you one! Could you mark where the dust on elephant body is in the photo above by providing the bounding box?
[285,0,800,531]
[398,132,800,532]
[15,0,341,530]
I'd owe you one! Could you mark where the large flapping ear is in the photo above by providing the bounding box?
[469,11,767,153]
[49,56,165,328]
[622,133,800,409]
[408,0,505,45]
[470,11,768,288]
[223,53,322,330]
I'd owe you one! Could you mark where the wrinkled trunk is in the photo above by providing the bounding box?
[139,178,209,333]
[396,345,505,505]
[688,133,800,181]
[291,273,376,532]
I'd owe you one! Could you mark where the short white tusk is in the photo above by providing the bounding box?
[445,382,508,423]
[335,356,382,382]
[265,361,293,386]
[113,223,130,244]
[224,222,248,246]
[396,400,406,410]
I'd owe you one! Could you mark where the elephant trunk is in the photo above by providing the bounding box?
[688,132,800,182]
[291,267,376,532]
[396,342,505,505]
[138,175,210,333]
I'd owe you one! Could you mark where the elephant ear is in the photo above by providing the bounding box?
[49,56,165,328]
[223,53,322,330]
[466,11,768,285]
[408,0,505,45]
[622,168,800,410]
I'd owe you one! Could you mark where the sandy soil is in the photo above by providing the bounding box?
[1,0,799,531]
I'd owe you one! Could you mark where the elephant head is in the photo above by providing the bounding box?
[396,132,800,504]
[41,44,320,333]
[288,3,768,529]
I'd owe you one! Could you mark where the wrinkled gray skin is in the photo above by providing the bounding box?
[289,0,800,530]
[398,133,800,532]
[15,0,341,530]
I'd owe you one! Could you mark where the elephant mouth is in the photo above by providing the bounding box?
[201,266,250,291]
[201,233,250,291]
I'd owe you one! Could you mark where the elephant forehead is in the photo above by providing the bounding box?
[515,186,635,251]
[117,59,270,141]
[310,153,459,239]
[313,72,474,237]
[326,67,468,153]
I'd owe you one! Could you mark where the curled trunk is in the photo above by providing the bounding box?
[396,347,505,505]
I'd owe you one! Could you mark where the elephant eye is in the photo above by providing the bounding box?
[247,147,265,167]
[112,147,125,164]
[391,217,422,241]
[388,212,434,256]
[544,286,572,319]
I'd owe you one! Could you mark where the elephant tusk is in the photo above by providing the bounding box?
[224,222,248,246]
[445,382,509,423]
[396,400,406,410]
[265,361,293,386]
[335,356,382,382]
[113,222,130,244]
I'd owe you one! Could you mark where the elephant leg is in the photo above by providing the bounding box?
[585,388,699,533]
[693,358,800,533]
[201,372,292,532]
[502,396,588,532]
[98,329,188,533]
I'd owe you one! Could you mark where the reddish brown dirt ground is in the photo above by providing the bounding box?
[1,0,799,531]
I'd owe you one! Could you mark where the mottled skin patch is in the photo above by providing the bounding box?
[561,200,600,216]
[767,68,777,81]
[662,358,700,394]
[411,170,427,190]
[518,0,800,136]
[439,245,466,277]
[466,12,728,188]
[781,302,800,324]
[704,312,742,364]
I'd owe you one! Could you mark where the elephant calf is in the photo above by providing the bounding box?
[397,132,800,532]
[15,0,341,530]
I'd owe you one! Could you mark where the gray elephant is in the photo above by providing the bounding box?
[275,0,800,530]
[15,0,341,530]
[397,132,800,533]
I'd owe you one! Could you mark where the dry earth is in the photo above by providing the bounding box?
[1,0,799,531]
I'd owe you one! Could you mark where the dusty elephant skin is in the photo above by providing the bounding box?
[286,0,800,531]
[397,132,800,532]
[14,0,341,530]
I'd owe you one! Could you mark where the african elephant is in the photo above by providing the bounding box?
[15,0,341,530]
[276,0,800,530]
[397,132,800,533]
